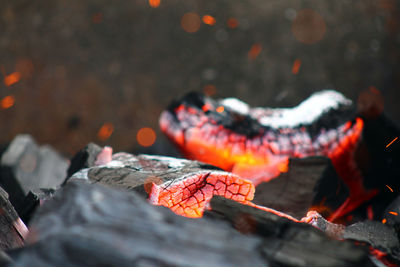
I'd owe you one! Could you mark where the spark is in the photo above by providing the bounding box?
[137,127,156,147]
[148,0,160,8]
[4,72,21,86]
[181,12,201,33]
[386,137,398,148]
[97,123,114,141]
[216,106,224,113]
[291,59,301,74]
[202,15,216,26]
[248,43,262,60]
[382,218,387,224]
[227,18,239,28]
[386,185,393,192]
[389,211,398,216]
[0,95,15,109]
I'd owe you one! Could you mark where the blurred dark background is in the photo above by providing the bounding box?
[0,0,399,157]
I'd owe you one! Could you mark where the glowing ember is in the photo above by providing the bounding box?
[4,72,21,86]
[386,185,394,192]
[216,106,224,113]
[291,9,326,44]
[386,137,398,148]
[181,12,201,33]
[382,218,387,224]
[388,211,398,216]
[97,123,114,141]
[92,13,103,23]
[291,58,301,74]
[202,15,216,26]
[227,18,239,28]
[137,127,156,147]
[203,84,217,96]
[0,95,15,109]
[160,90,377,221]
[248,43,262,60]
[148,0,161,8]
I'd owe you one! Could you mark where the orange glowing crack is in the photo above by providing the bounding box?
[148,172,255,218]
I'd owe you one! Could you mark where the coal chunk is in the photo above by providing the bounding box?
[65,142,103,179]
[0,135,68,213]
[205,196,373,267]
[254,157,348,219]
[11,180,268,267]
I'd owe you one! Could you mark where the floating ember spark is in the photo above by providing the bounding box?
[389,211,398,216]
[202,15,216,26]
[97,123,114,141]
[386,185,394,192]
[216,106,224,113]
[0,95,15,109]
[92,13,103,23]
[382,218,387,224]
[4,72,21,86]
[137,127,156,147]
[181,12,201,33]
[203,84,216,96]
[227,18,239,28]
[148,0,161,8]
[291,58,302,74]
[386,137,398,148]
[248,43,262,60]
[291,9,326,44]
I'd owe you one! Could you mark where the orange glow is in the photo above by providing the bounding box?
[248,43,262,60]
[92,13,103,23]
[148,0,161,8]
[386,137,398,148]
[367,205,374,220]
[382,218,387,224]
[4,72,21,86]
[202,15,216,26]
[203,84,216,96]
[227,18,239,28]
[0,95,15,109]
[291,59,302,74]
[386,185,394,192]
[97,123,114,141]
[291,9,326,44]
[181,12,201,33]
[137,127,156,147]
[202,104,211,112]
[216,106,224,113]
[389,211,398,216]
[277,161,289,173]
[153,172,255,218]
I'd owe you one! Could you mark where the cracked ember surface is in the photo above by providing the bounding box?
[160,90,377,220]
[71,153,254,218]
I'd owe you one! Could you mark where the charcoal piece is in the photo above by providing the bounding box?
[254,156,348,219]
[343,221,400,260]
[204,196,373,267]
[70,153,255,218]
[65,143,103,179]
[0,186,27,250]
[18,189,55,223]
[0,135,68,212]
[11,180,268,267]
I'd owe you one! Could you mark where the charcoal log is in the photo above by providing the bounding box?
[65,142,103,179]
[0,186,27,250]
[0,135,68,213]
[254,156,348,219]
[204,196,373,267]
[11,180,268,267]
[70,152,255,218]
[18,189,55,223]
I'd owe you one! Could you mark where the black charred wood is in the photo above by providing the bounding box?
[10,180,269,267]
[254,156,348,219]
[204,196,373,267]
[65,143,103,180]
[0,135,68,214]
[18,189,55,223]
[0,186,26,250]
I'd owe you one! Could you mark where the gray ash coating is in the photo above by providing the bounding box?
[166,91,357,139]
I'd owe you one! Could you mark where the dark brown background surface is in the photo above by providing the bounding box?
[0,0,398,156]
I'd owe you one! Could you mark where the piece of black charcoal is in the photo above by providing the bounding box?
[0,135,68,213]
